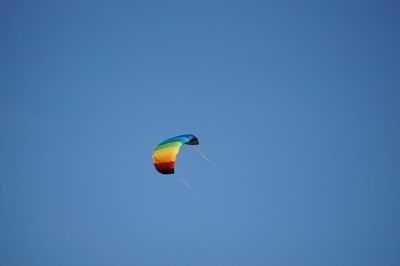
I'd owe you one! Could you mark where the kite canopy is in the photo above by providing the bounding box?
[152,134,199,174]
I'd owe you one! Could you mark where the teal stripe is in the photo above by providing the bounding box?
[158,138,187,146]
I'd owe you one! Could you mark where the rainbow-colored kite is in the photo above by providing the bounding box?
[152,134,199,174]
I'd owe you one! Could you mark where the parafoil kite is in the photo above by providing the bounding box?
[152,134,199,174]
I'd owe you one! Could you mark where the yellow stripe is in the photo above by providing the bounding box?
[152,146,180,163]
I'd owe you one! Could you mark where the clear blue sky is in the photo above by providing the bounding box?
[1,1,400,265]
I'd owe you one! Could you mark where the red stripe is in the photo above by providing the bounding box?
[154,162,175,171]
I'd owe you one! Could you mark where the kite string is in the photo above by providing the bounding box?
[193,147,215,166]
[174,171,191,190]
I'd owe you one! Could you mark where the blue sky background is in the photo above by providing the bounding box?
[1,0,400,265]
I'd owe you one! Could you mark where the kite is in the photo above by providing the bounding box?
[152,134,199,175]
